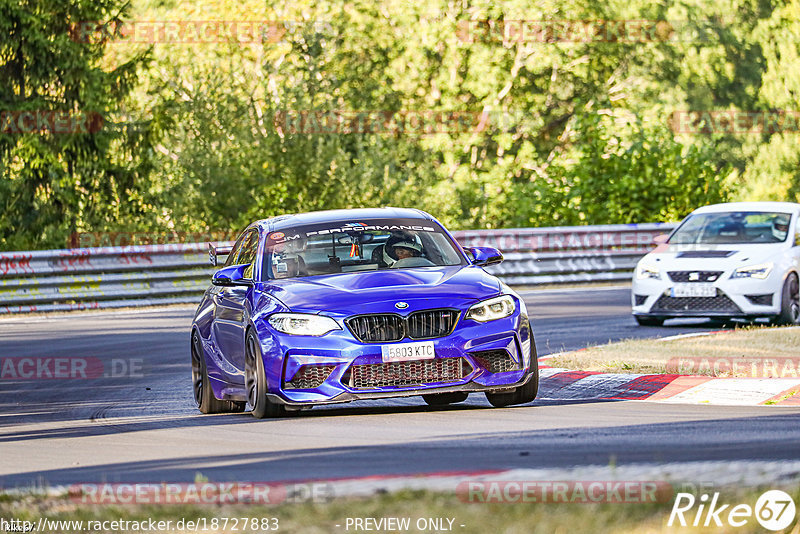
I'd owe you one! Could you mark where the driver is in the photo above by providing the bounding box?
[772,217,790,241]
[383,232,424,266]
[393,240,423,260]
[271,238,307,279]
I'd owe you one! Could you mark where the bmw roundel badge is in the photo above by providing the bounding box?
[395,302,409,309]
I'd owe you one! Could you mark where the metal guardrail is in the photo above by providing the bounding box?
[457,222,677,285]
[0,223,677,314]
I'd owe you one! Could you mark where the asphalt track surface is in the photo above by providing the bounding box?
[1,287,799,488]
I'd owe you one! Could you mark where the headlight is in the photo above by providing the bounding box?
[636,264,660,280]
[268,313,342,336]
[731,262,773,279]
[465,295,516,322]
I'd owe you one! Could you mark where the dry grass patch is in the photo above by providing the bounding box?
[3,486,797,534]
[546,326,800,376]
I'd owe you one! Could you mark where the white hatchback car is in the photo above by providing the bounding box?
[632,202,800,326]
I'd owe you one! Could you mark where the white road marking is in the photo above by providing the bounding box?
[658,378,800,406]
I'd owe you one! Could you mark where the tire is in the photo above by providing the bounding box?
[635,316,664,327]
[774,274,800,326]
[422,392,469,405]
[485,338,539,408]
[245,329,285,418]
[192,331,240,414]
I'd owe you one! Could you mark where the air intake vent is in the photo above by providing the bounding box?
[470,350,519,374]
[745,294,773,306]
[676,251,735,258]
[348,357,469,389]
[284,365,336,389]
[652,293,741,313]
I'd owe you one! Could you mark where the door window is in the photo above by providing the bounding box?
[237,230,260,280]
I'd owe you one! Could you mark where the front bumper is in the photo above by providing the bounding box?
[631,272,783,319]
[256,307,534,406]
[268,371,536,407]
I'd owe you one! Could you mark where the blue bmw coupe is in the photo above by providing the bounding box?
[191,208,538,418]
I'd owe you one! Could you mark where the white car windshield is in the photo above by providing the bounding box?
[669,211,792,245]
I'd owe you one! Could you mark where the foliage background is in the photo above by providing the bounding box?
[1,0,798,250]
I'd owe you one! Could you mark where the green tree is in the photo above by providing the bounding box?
[0,0,156,250]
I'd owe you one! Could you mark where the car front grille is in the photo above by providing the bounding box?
[651,293,742,313]
[347,357,471,389]
[470,350,519,373]
[346,315,404,342]
[406,310,459,339]
[667,271,724,283]
[346,309,459,343]
[284,364,336,389]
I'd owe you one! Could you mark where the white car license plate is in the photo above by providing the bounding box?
[671,283,716,298]
[381,341,435,363]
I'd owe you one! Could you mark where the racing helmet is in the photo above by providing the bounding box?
[271,237,307,278]
[383,232,423,266]
[772,216,790,241]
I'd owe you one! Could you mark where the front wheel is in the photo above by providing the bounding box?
[245,330,285,418]
[774,274,800,326]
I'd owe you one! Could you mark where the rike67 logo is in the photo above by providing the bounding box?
[668,490,796,531]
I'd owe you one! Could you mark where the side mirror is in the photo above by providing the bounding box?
[653,234,669,245]
[465,246,503,267]
[212,264,253,286]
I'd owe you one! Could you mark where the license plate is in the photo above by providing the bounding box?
[670,283,716,297]
[381,341,435,363]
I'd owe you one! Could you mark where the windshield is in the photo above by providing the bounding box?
[669,211,792,245]
[261,218,465,280]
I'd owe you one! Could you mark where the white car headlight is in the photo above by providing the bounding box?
[465,295,516,322]
[636,264,660,280]
[731,262,773,280]
[268,313,342,336]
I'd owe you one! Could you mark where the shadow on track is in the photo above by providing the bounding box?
[4,412,800,487]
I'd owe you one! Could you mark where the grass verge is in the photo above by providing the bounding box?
[546,326,800,376]
[2,485,798,534]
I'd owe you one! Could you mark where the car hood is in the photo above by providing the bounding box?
[642,243,787,271]
[260,265,501,316]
